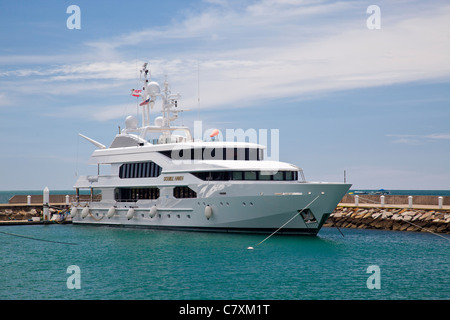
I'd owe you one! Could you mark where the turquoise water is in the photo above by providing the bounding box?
[0,225,448,300]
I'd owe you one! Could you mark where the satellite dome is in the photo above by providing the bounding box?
[147,81,161,96]
[125,115,138,129]
[154,116,163,127]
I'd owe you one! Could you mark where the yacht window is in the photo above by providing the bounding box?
[204,147,223,160]
[173,186,197,198]
[244,171,257,180]
[236,148,245,160]
[119,161,162,179]
[273,171,284,181]
[115,187,160,202]
[159,147,262,161]
[191,170,298,181]
[259,172,272,180]
[285,171,293,181]
[192,148,203,160]
[232,171,243,180]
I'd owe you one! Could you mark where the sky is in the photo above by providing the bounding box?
[0,0,449,191]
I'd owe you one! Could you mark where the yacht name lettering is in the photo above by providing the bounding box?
[164,176,184,181]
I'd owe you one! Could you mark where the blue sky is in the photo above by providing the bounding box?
[0,0,449,191]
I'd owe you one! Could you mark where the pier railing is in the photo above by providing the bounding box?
[8,194,101,205]
[340,194,449,209]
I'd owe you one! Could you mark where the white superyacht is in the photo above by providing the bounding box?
[70,63,351,235]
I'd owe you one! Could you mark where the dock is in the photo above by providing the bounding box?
[0,202,71,226]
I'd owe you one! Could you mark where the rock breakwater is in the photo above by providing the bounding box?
[0,207,41,221]
[325,207,450,234]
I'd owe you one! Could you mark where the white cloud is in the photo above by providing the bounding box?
[426,134,450,140]
[47,102,138,122]
[0,61,138,81]
[386,133,450,145]
[2,1,450,119]
[99,1,450,111]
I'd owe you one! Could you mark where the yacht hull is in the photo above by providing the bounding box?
[71,182,350,235]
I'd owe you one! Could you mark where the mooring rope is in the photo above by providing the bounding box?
[400,220,450,241]
[89,211,104,221]
[351,195,381,204]
[250,194,321,249]
[0,230,78,245]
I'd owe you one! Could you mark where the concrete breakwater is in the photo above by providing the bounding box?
[324,207,450,234]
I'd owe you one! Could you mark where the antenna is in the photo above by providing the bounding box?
[197,60,200,120]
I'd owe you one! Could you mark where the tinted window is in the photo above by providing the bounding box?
[119,162,162,179]
[159,148,261,161]
[173,186,197,198]
[115,187,159,202]
[191,170,298,181]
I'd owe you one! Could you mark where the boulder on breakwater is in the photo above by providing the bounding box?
[0,207,42,221]
[324,207,450,234]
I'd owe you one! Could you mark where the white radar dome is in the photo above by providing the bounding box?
[154,116,163,127]
[125,115,138,129]
[147,81,161,96]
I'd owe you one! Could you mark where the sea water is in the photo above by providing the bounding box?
[0,224,448,300]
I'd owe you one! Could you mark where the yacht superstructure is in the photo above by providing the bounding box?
[70,63,351,235]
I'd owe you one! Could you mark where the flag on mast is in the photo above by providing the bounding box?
[140,98,150,106]
[131,89,142,97]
